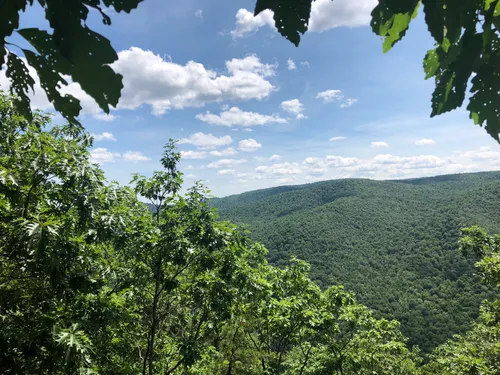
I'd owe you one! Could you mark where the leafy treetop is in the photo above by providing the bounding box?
[1,0,143,127]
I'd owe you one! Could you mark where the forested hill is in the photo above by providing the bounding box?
[212,171,500,353]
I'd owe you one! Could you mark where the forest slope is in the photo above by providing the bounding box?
[212,172,500,353]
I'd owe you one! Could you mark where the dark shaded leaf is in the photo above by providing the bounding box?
[5,52,34,120]
[0,0,30,64]
[254,0,312,47]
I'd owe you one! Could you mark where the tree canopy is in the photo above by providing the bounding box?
[1,0,499,139]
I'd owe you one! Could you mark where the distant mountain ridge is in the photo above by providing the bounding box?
[211,171,500,353]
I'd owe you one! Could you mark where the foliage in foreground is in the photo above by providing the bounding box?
[0,93,499,374]
[0,93,419,374]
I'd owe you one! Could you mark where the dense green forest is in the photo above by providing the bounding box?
[212,173,500,353]
[1,92,500,374]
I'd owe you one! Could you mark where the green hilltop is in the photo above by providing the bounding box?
[212,171,500,353]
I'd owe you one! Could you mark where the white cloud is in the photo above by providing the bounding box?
[239,138,262,152]
[371,141,389,148]
[256,162,303,175]
[325,155,359,167]
[340,98,358,108]
[122,151,151,162]
[180,150,208,159]
[185,174,196,179]
[309,0,377,32]
[186,165,194,170]
[415,138,436,146]
[218,169,236,175]
[93,113,118,122]
[287,58,297,71]
[112,48,276,115]
[230,0,376,38]
[89,148,149,164]
[300,61,310,68]
[226,54,276,77]
[329,136,346,141]
[178,132,232,149]
[317,89,357,108]
[2,51,277,120]
[90,148,120,164]
[317,90,343,103]
[91,132,116,141]
[195,9,203,19]
[196,106,287,127]
[269,154,282,161]
[461,147,500,160]
[230,8,275,38]
[210,147,238,157]
[207,158,248,168]
[281,99,306,119]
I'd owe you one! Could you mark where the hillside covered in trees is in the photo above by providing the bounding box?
[212,173,500,352]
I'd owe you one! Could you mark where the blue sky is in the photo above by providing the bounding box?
[2,0,500,197]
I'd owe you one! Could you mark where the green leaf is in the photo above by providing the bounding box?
[371,0,421,53]
[5,52,35,120]
[0,0,31,64]
[254,0,312,47]
[423,49,439,79]
[22,49,82,126]
[422,0,445,43]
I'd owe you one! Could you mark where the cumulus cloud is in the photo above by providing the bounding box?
[210,147,238,157]
[122,151,151,162]
[91,132,116,142]
[230,8,275,38]
[92,113,118,122]
[317,89,357,108]
[269,154,282,161]
[180,150,208,159]
[178,132,232,149]
[218,169,236,175]
[461,147,500,160]
[112,48,276,115]
[280,99,306,119]
[207,158,248,169]
[238,138,262,152]
[194,9,203,19]
[196,106,287,127]
[329,136,346,141]
[317,90,343,103]
[325,155,359,167]
[90,148,149,164]
[287,58,297,70]
[300,61,310,68]
[340,98,358,108]
[256,162,303,175]
[90,148,120,164]
[371,141,389,148]
[415,138,436,146]
[1,50,277,119]
[230,0,376,38]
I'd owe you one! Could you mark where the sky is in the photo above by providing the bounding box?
[2,0,500,197]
